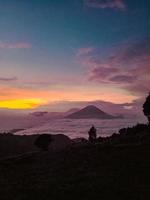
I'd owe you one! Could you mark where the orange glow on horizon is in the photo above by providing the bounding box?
[0,86,137,109]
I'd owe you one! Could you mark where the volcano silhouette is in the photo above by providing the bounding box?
[66,105,115,119]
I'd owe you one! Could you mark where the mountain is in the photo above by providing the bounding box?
[30,108,80,119]
[30,111,64,118]
[66,105,116,119]
[64,108,80,115]
[30,111,48,117]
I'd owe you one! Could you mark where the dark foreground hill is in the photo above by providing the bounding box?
[66,105,116,119]
[0,143,150,200]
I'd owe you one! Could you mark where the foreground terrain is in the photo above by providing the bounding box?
[0,142,150,200]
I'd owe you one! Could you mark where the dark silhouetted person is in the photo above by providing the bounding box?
[88,125,97,143]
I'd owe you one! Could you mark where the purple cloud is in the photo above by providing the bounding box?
[84,0,126,10]
[0,76,18,82]
[126,80,150,96]
[77,47,94,56]
[109,75,136,83]
[78,37,150,96]
[0,42,31,49]
[89,65,119,81]
[109,38,150,65]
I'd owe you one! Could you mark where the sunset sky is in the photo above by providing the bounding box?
[0,0,150,111]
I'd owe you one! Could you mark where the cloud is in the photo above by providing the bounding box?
[0,76,18,82]
[77,47,94,56]
[84,0,126,10]
[109,38,150,65]
[0,41,31,49]
[126,79,150,96]
[78,37,150,96]
[89,65,119,81]
[109,75,136,83]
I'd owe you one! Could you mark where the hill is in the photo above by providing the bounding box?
[66,105,116,119]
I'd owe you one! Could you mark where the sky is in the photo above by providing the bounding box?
[0,0,150,112]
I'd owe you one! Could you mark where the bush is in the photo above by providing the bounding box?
[34,134,52,151]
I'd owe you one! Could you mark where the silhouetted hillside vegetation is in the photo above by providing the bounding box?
[0,122,150,159]
[97,123,150,145]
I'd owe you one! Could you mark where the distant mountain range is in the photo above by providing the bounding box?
[30,105,122,120]
[66,105,118,119]
[30,108,80,118]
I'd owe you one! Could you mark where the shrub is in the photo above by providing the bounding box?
[34,134,52,151]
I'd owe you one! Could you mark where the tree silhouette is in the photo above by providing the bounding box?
[143,93,150,125]
[34,134,52,151]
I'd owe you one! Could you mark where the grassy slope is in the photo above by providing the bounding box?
[0,143,150,200]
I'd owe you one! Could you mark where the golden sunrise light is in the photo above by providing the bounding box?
[0,99,44,109]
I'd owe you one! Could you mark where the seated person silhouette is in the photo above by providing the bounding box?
[88,125,97,143]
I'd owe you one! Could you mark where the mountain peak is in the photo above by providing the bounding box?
[85,105,98,109]
[66,105,115,119]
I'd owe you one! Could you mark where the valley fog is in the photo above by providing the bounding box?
[16,118,146,139]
